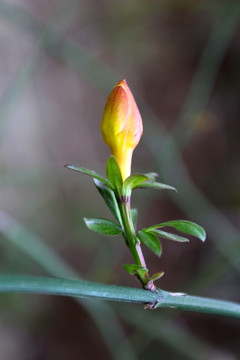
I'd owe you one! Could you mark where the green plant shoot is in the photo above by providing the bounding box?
[65,79,206,291]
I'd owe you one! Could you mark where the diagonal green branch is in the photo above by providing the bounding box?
[0,275,239,319]
[0,212,137,360]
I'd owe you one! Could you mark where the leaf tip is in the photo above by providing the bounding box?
[200,230,207,242]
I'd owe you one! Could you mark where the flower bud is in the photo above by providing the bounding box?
[101,79,143,181]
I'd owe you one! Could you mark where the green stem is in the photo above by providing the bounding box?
[0,275,240,319]
[118,200,141,265]
[118,197,155,290]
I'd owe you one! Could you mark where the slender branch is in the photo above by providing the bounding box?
[0,275,239,319]
[118,199,155,290]
[0,212,137,360]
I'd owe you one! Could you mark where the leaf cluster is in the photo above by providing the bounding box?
[65,157,206,284]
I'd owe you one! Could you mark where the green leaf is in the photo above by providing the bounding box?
[136,267,149,279]
[144,172,159,182]
[136,181,177,192]
[149,229,189,243]
[137,230,162,256]
[106,156,123,195]
[123,174,148,196]
[65,165,110,187]
[123,264,148,276]
[93,179,123,226]
[130,208,137,229]
[148,220,206,242]
[149,272,164,282]
[83,218,122,236]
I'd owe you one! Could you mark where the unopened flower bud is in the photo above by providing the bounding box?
[101,79,143,181]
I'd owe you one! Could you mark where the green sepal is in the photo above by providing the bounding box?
[147,220,206,242]
[83,217,122,236]
[106,156,123,196]
[148,229,189,243]
[137,230,162,256]
[130,208,137,229]
[136,181,177,192]
[65,164,110,188]
[123,174,148,197]
[123,264,148,278]
[93,179,123,227]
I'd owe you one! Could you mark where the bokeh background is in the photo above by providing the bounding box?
[0,0,240,359]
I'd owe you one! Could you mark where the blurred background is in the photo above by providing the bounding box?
[0,0,240,359]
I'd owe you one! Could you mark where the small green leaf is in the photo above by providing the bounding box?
[106,156,123,195]
[65,165,110,187]
[93,179,123,226]
[123,174,148,196]
[123,264,148,276]
[136,181,177,192]
[144,172,159,182]
[83,218,122,236]
[149,271,164,282]
[136,267,149,279]
[149,229,189,242]
[138,230,162,256]
[148,220,206,242]
[130,208,137,229]
[160,220,206,242]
